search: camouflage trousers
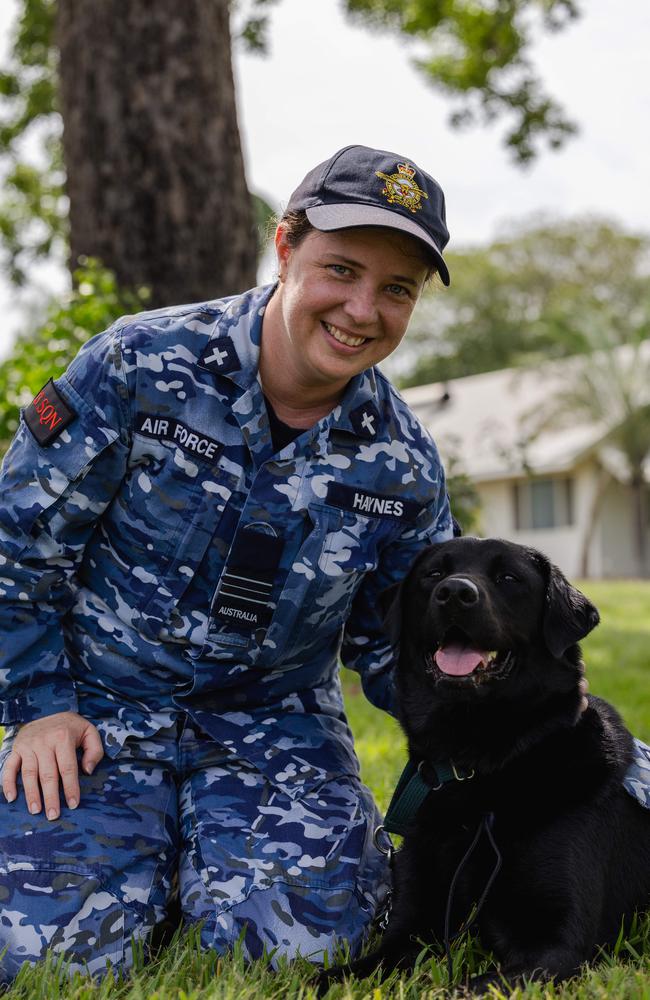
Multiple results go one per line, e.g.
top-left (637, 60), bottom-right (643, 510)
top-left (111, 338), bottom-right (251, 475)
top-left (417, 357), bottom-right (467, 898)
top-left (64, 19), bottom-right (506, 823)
top-left (0, 716), bottom-right (388, 983)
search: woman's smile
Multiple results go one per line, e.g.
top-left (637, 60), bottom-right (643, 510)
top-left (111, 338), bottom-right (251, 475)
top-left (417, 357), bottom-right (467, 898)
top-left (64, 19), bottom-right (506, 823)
top-left (261, 226), bottom-right (429, 405)
top-left (321, 321), bottom-right (369, 350)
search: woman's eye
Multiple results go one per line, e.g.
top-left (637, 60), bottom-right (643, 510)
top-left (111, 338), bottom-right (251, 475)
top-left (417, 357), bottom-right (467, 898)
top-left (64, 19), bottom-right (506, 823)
top-left (386, 283), bottom-right (409, 297)
top-left (328, 263), bottom-right (351, 277)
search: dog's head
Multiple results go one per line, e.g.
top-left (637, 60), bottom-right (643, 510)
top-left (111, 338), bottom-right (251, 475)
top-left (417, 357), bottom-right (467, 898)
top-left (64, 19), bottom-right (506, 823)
top-left (383, 537), bottom-right (599, 707)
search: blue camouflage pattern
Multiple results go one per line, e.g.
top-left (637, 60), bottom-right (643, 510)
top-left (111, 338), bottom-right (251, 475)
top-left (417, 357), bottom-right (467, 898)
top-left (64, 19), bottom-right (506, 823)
top-left (0, 283), bottom-right (452, 978)
top-left (0, 718), bottom-right (387, 982)
top-left (623, 738), bottom-right (650, 809)
top-left (2, 281), bottom-right (648, 981)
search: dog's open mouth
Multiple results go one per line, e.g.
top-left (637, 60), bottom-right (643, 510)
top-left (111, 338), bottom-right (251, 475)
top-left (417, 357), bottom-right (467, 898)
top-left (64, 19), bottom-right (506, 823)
top-left (426, 627), bottom-right (515, 685)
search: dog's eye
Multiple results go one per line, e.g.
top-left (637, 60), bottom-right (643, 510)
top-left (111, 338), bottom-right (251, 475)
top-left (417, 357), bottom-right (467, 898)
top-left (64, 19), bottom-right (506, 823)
top-left (496, 572), bottom-right (519, 584)
top-left (424, 569), bottom-right (443, 580)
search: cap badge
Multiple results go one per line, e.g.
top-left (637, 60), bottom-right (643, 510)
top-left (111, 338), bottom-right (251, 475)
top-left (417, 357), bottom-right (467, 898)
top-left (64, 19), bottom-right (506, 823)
top-left (376, 162), bottom-right (429, 214)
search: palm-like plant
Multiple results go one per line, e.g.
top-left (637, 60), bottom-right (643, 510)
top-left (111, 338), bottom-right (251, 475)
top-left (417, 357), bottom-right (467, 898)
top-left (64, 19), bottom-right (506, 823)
top-left (529, 336), bottom-right (650, 577)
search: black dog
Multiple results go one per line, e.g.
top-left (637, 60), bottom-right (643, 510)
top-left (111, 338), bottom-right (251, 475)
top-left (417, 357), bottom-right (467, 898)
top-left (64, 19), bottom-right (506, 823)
top-left (321, 537), bottom-right (650, 992)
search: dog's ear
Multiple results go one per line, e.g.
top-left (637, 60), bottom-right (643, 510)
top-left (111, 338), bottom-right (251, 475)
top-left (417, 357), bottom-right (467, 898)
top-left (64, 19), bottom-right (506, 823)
top-left (379, 543), bottom-right (443, 646)
top-left (542, 559), bottom-right (600, 658)
top-left (379, 579), bottom-right (406, 646)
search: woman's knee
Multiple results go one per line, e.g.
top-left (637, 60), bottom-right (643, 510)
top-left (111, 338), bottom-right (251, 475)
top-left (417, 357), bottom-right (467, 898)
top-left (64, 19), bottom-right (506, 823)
top-left (197, 880), bottom-right (376, 966)
top-left (0, 865), bottom-right (130, 982)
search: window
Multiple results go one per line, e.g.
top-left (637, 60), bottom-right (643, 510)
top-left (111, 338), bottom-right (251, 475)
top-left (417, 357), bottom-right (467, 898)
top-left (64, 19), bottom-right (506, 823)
top-left (513, 477), bottom-right (574, 531)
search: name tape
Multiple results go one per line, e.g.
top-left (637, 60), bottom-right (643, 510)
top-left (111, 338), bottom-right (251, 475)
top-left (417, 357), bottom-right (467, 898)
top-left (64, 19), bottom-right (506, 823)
top-left (325, 482), bottom-right (421, 521)
top-left (136, 413), bottom-right (222, 462)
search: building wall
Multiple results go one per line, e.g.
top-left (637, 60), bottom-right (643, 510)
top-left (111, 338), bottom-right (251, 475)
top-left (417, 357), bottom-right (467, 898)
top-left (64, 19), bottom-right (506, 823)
top-left (598, 480), bottom-right (650, 578)
top-left (452, 458), bottom-right (647, 579)
top-left (473, 462), bottom-right (604, 579)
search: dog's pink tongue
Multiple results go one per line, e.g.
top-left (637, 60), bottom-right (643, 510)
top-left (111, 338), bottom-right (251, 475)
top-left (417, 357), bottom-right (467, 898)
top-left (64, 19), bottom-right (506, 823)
top-left (435, 644), bottom-right (486, 676)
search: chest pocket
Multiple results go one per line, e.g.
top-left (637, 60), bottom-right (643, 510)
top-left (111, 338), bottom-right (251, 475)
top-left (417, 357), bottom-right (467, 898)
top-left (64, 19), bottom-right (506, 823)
top-left (297, 503), bottom-right (395, 637)
top-left (84, 431), bottom-right (241, 639)
top-left (0, 388), bottom-right (121, 562)
top-left (250, 502), bottom-right (396, 666)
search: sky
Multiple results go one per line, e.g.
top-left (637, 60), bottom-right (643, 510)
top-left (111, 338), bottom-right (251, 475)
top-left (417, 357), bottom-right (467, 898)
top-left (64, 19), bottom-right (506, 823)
top-left (1, 0), bottom-right (649, 353)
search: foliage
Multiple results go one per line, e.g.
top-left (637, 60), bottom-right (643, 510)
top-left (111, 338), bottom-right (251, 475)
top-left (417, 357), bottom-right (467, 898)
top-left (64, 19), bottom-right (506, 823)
top-left (0, 0), bottom-right (275, 291)
top-left (0, 0), bottom-right (584, 292)
top-left (344, 0), bottom-right (581, 164)
top-left (0, 259), bottom-right (148, 450)
top-left (232, 0), bottom-right (284, 52)
top-left (528, 339), bottom-right (650, 576)
top-left (234, 0), bottom-right (582, 164)
top-left (399, 216), bottom-right (650, 387)
top-left (0, 0), bottom-right (65, 285)
top-left (444, 451), bottom-right (482, 535)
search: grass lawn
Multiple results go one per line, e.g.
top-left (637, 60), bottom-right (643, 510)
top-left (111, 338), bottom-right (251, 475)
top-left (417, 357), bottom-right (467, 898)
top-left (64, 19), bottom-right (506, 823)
top-left (2, 579), bottom-right (650, 998)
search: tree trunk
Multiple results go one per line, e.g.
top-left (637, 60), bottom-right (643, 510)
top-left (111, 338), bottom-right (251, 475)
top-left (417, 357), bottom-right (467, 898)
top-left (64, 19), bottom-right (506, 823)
top-left (56, 0), bottom-right (257, 306)
top-left (579, 464), bottom-right (611, 578)
top-left (630, 472), bottom-right (649, 578)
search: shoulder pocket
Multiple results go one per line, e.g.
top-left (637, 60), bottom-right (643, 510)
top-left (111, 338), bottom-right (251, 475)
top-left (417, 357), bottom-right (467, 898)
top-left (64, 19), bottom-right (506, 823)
top-left (0, 380), bottom-right (120, 559)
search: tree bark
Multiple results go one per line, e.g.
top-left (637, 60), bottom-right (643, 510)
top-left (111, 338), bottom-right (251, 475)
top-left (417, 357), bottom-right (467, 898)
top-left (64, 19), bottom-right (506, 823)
top-left (579, 464), bottom-right (611, 578)
top-left (630, 472), bottom-right (649, 578)
top-left (56, 0), bottom-right (257, 306)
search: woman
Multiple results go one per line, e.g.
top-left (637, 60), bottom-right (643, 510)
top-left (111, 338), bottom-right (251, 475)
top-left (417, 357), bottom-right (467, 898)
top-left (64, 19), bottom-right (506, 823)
top-left (1, 143), bottom-right (649, 982)
top-left (0, 145), bottom-right (454, 979)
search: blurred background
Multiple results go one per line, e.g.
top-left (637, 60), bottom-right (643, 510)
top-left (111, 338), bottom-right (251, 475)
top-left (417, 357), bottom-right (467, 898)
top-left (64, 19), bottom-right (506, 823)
top-left (0, 0), bottom-right (648, 576)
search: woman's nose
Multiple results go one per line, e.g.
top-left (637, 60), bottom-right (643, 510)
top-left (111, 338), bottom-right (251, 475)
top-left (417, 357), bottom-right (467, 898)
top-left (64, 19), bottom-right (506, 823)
top-left (343, 286), bottom-right (379, 326)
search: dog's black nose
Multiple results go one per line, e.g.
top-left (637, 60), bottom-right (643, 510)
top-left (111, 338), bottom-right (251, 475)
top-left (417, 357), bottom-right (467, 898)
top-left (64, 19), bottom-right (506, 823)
top-left (434, 576), bottom-right (480, 607)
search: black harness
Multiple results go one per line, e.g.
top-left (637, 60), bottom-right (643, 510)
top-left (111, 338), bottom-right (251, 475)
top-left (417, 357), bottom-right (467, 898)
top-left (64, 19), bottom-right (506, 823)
top-left (373, 758), bottom-right (502, 985)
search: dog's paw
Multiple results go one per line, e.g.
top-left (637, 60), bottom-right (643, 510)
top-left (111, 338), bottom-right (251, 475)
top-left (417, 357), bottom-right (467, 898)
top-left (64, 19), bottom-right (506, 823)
top-left (466, 971), bottom-right (511, 995)
top-left (313, 965), bottom-right (350, 997)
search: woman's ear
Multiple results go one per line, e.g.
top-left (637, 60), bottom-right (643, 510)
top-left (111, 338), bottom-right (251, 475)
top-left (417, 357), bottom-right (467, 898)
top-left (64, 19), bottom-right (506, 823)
top-left (275, 224), bottom-right (291, 283)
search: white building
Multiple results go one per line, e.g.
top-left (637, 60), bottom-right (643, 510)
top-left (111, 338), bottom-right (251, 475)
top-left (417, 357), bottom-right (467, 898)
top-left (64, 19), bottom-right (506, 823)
top-left (403, 347), bottom-right (650, 579)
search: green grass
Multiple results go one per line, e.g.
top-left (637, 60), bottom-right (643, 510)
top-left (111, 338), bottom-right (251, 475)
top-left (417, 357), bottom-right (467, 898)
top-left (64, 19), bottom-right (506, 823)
top-left (1, 579), bottom-right (650, 998)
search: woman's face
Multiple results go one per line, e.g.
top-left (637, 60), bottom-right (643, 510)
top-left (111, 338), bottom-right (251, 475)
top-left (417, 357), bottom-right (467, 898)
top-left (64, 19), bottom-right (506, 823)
top-left (270, 225), bottom-right (429, 394)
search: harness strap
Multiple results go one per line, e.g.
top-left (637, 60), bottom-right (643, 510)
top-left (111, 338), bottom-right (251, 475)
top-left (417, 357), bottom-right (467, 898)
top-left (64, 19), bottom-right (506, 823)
top-left (382, 758), bottom-right (474, 837)
top-left (371, 756), bottom-right (478, 935)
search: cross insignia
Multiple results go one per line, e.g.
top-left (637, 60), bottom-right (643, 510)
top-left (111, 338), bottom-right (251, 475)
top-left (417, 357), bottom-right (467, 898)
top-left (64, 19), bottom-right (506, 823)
top-left (198, 339), bottom-right (241, 376)
top-left (350, 401), bottom-right (381, 440)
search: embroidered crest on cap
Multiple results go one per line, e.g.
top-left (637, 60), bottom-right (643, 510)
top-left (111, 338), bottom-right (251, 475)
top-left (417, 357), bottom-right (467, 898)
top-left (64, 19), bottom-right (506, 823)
top-left (136, 413), bottom-right (222, 462)
top-left (24, 379), bottom-right (76, 446)
top-left (198, 339), bottom-right (241, 376)
top-left (349, 401), bottom-right (380, 439)
top-left (375, 162), bottom-right (429, 215)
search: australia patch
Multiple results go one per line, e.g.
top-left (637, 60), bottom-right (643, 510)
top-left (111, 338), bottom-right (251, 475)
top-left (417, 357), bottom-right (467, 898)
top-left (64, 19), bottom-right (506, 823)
top-left (213, 528), bottom-right (284, 633)
top-left (136, 413), bottom-right (223, 462)
top-left (326, 482), bottom-right (421, 521)
top-left (24, 379), bottom-right (76, 446)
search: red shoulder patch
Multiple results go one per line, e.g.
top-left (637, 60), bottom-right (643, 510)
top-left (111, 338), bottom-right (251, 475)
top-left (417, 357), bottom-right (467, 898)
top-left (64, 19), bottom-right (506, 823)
top-left (24, 379), bottom-right (77, 446)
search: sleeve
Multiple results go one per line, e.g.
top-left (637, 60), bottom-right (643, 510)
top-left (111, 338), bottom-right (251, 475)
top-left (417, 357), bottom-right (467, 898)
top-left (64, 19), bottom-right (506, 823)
top-left (339, 474), bottom-right (453, 717)
top-left (0, 326), bottom-right (131, 725)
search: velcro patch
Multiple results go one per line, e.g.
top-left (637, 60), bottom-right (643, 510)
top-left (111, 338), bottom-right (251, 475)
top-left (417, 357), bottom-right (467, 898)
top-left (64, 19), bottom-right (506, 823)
top-left (214, 529), bottom-right (284, 633)
top-left (349, 400), bottom-right (381, 439)
top-left (198, 339), bottom-right (241, 376)
top-left (24, 379), bottom-right (76, 446)
top-left (136, 413), bottom-right (222, 462)
top-left (326, 482), bottom-right (421, 521)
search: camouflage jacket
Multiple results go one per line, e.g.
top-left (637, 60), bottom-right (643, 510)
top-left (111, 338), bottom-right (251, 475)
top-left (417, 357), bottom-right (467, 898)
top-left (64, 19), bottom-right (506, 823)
top-left (0, 284), bottom-right (452, 789)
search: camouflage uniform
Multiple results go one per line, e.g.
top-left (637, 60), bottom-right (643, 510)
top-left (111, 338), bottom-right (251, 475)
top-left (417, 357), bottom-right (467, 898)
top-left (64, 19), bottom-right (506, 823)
top-left (0, 283), bottom-right (454, 980)
top-left (2, 283), bottom-right (648, 982)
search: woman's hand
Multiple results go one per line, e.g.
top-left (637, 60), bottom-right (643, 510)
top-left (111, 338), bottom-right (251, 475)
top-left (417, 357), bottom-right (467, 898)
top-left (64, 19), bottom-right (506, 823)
top-left (1, 711), bottom-right (104, 819)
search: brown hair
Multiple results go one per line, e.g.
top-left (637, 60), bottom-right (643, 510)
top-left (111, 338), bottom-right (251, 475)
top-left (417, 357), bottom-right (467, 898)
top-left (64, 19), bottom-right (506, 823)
top-left (275, 208), bottom-right (440, 283)
top-left (275, 209), bottom-right (315, 248)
